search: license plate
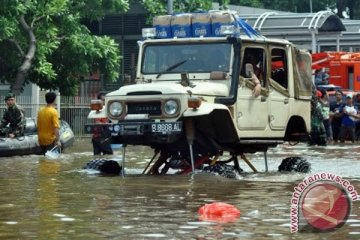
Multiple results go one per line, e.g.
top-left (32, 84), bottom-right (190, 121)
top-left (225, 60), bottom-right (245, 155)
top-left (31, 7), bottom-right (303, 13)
top-left (151, 122), bottom-right (182, 133)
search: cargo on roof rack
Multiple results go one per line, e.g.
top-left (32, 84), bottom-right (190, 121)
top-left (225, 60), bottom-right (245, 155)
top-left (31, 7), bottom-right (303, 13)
top-left (152, 11), bottom-right (262, 39)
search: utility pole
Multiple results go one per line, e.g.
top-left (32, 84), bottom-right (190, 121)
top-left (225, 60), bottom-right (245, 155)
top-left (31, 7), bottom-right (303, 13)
top-left (167, 0), bottom-right (173, 14)
top-left (310, 0), bottom-right (313, 13)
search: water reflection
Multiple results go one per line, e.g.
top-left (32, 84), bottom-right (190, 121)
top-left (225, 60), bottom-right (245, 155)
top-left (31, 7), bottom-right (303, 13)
top-left (38, 159), bottom-right (61, 239)
top-left (0, 140), bottom-right (359, 239)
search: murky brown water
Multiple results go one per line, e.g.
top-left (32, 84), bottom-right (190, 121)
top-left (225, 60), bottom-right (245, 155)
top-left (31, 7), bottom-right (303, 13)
top-left (0, 139), bottom-right (360, 239)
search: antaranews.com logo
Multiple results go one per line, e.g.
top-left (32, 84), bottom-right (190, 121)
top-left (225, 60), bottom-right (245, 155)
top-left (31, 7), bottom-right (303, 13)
top-left (290, 172), bottom-right (359, 233)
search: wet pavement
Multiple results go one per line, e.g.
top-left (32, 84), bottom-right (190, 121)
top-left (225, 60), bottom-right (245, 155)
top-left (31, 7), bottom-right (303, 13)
top-left (0, 139), bottom-right (359, 239)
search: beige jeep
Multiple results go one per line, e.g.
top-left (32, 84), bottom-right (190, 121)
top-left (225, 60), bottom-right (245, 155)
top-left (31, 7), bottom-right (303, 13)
top-left (86, 13), bottom-right (313, 175)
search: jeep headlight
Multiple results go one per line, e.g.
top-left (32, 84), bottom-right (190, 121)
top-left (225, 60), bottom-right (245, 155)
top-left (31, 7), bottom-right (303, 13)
top-left (109, 101), bottom-right (123, 117)
top-left (164, 100), bottom-right (178, 116)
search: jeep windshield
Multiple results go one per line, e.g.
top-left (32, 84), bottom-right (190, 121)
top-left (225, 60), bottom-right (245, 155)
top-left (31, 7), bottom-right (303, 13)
top-left (141, 42), bottom-right (231, 76)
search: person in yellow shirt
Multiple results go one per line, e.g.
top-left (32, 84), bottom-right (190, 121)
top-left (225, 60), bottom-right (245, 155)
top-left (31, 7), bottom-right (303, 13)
top-left (37, 92), bottom-right (61, 155)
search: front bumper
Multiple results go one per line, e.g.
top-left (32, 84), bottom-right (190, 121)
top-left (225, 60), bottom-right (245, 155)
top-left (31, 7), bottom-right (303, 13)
top-left (85, 120), bottom-right (183, 145)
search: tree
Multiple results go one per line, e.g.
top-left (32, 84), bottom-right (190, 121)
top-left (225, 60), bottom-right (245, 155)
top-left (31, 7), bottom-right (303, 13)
top-left (0, 0), bottom-right (129, 95)
top-left (231, 0), bottom-right (336, 13)
top-left (140, 0), bottom-right (230, 20)
top-left (230, 0), bottom-right (262, 8)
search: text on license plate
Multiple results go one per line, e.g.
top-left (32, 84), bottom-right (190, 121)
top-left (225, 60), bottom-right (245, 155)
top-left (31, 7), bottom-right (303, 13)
top-left (151, 122), bottom-right (182, 133)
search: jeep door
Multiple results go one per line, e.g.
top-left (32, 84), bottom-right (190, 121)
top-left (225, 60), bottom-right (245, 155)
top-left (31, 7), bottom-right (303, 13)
top-left (236, 46), bottom-right (268, 132)
top-left (268, 46), bottom-right (290, 130)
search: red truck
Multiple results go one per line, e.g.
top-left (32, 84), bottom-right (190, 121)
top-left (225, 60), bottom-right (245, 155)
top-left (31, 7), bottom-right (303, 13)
top-left (312, 51), bottom-right (360, 91)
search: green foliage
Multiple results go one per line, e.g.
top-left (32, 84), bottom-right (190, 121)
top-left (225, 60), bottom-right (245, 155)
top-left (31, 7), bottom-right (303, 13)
top-left (142, 0), bottom-right (167, 20)
top-left (262, 0), bottom-right (337, 13)
top-left (229, 0), bottom-right (262, 8)
top-left (0, 0), bottom-right (129, 95)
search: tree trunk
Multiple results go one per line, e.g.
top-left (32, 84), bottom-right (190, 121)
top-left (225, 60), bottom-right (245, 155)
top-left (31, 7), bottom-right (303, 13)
top-left (12, 16), bottom-right (36, 94)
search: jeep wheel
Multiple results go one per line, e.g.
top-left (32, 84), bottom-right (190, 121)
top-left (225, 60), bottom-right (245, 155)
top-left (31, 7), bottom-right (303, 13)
top-left (202, 163), bottom-right (238, 179)
top-left (278, 157), bottom-right (310, 173)
top-left (83, 159), bottom-right (122, 175)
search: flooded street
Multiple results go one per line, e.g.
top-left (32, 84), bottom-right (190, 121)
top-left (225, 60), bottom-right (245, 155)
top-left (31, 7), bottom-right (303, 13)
top-left (1, 139), bottom-right (360, 239)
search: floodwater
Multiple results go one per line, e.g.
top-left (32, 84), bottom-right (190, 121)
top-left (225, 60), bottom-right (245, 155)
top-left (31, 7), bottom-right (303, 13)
top-left (0, 139), bottom-right (360, 240)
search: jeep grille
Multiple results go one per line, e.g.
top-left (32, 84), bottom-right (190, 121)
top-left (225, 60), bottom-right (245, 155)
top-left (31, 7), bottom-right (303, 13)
top-left (127, 101), bottom-right (162, 115)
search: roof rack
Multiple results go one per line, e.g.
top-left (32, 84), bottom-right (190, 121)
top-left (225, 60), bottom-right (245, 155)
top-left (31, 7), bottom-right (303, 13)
top-left (151, 11), bottom-right (264, 39)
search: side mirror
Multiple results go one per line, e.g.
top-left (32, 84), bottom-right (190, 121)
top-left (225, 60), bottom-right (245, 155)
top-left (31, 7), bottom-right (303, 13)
top-left (245, 63), bottom-right (254, 78)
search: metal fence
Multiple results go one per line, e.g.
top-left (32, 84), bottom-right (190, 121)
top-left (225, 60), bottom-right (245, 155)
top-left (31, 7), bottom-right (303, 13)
top-left (0, 95), bottom-right (93, 137)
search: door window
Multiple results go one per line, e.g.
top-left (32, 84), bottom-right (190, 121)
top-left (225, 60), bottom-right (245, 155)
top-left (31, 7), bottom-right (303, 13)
top-left (241, 47), bottom-right (266, 87)
top-left (271, 48), bottom-right (288, 89)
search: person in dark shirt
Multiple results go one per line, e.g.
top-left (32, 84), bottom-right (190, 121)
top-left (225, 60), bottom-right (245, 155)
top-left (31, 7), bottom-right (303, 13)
top-left (339, 94), bottom-right (359, 143)
top-left (329, 90), bottom-right (344, 143)
top-left (354, 93), bottom-right (360, 140)
top-left (0, 92), bottom-right (25, 138)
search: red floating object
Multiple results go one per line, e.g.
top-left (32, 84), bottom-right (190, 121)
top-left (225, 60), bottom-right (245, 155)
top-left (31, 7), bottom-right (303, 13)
top-left (198, 202), bottom-right (241, 223)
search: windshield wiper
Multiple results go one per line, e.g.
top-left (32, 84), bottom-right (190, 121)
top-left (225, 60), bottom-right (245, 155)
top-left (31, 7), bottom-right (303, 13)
top-left (156, 60), bottom-right (187, 79)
